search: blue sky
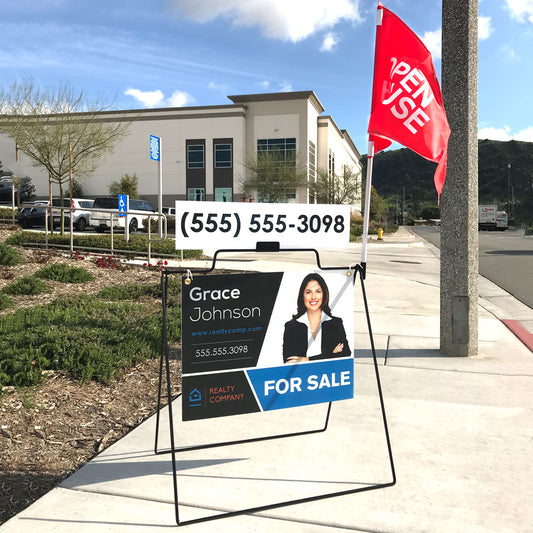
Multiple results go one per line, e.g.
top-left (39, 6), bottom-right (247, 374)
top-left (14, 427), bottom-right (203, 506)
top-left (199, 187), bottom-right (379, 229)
top-left (0, 0), bottom-right (532, 153)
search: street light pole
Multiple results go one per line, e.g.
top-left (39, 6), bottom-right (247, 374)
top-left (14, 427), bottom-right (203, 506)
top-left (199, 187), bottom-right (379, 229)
top-left (507, 161), bottom-right (512, 222)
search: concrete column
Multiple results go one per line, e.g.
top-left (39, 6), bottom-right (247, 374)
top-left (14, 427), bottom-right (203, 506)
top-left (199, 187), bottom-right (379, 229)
top-left (440, 0), bottom-right (479, 356)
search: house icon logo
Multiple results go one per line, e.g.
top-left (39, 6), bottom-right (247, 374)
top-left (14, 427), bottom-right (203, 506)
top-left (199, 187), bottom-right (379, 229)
top-left (188, 388), bottom-right (202, 407)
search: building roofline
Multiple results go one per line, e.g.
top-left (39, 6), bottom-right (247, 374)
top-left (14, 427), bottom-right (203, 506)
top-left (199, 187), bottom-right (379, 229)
top-left (319, 115), bottom-right (361, 161)
top-left (84, 103), bottom-right (246, 118)
top-left (228, 91), bottom-right (325, 114)
top-left (0, 103), bottom-right (246, 121)
top-left (341, 129), bottom-right (361, 160)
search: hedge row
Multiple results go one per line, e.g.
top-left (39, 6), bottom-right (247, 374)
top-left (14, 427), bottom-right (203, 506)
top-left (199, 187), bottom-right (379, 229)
top-left (5, 231), bottom-right (203, 259)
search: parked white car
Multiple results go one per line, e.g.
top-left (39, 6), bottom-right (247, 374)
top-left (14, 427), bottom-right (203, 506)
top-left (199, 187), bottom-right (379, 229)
top-left (89, 197), bottom-right (155, 233)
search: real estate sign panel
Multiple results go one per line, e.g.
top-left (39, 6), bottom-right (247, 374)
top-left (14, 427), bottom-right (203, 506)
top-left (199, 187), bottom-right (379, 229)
top-left (181, 271), bottom-right (354, 421)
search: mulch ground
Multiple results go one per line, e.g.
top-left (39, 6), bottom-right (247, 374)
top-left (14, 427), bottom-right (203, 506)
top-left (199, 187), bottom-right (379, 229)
top-left (0, 226), bottom-right (181, 525)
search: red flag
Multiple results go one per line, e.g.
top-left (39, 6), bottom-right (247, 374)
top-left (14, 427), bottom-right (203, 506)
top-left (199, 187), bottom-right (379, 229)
top-left (368, 3), bottom-right (450, 199)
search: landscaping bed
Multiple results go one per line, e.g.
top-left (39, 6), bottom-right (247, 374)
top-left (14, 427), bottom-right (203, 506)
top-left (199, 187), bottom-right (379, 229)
top-left (0, 227), bottom-right (182, 525)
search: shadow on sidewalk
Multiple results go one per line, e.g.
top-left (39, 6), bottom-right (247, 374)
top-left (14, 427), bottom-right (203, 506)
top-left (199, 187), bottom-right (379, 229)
top-left (0, 472), bottom-right (64, 526)
top-left (355, 348), bottom-right (443, 362)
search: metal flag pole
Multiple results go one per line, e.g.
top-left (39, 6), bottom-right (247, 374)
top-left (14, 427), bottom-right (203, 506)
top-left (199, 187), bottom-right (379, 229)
top-left (360, 139), bottom-right (375, 278)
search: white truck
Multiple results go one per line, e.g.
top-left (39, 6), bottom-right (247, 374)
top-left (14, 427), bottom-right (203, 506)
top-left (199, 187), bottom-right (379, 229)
top-left (479, 205), bottom-right (497, 231)
top-left (478, 205), bottom-right (508, 231)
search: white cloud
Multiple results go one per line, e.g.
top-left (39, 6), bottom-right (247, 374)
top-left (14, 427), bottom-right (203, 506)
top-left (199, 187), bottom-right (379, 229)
top-left (168, 0), bottom-right (362, 42)
top-left (167, 90), bottom-right (195, 107)
top-left (478, 126), bottom-right (512, 141)
top-left (124, 88), bottom-right (195, 108)
top-left (321, 31), bottom-right (339, 52)
top-left (506, 0), bottom-right (533, 23)
top-left (478, 16), bottom-right (493, 40)
top-left (478, 125), bottom-right (533, 141)
top-left (422, 29), bottom-right (441, 60)
top-left (124, 88), bottom-right (164, 107)
top-left (254, 81), bottom-right (292, 92)
top-left (515, 127), bottom-right (533, 142)
top-left (208, 81), bottom-right (229, 91)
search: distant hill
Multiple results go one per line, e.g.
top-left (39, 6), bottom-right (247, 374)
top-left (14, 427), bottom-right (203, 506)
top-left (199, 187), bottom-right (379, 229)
top-left (362, 140), bottom-right (533, 223)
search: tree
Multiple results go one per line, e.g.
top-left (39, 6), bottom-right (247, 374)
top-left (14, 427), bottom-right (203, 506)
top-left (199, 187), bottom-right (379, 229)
top-left (11, 175), bottom-right (36, 204)
top-left (361, 186), bottom-right (387, 222)
top-left (309, 164), bottom-right (361, 205)
top-left (72, 179), bottom-right (84, 197)
top-left (420, 205), bottom-right (440, 220)
top-left (241, 150), bottom-right (308, 203)
top-left (0, 79), bottom-right (131, 232)
top-left (108, 173), bottom-right (140, 199)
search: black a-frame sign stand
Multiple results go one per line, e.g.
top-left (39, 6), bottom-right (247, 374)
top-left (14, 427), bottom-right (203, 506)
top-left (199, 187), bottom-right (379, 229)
top-left (154, 246), bottom-right (396, 526)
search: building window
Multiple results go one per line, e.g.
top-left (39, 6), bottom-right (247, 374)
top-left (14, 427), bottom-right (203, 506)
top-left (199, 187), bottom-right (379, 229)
top-left (284, 191), bottom-right (297, 203)
top-left (309, 140), bottom-right (316, 182)
top-left (215, 187), bottom-right (232, 202)
top-left (187, 145), bottom-right (204, 169)
top-left (328, 149), bottom-right (335, 177)
top-left (188, 188), bottom-right (205, 201)
top-left (214, 143), bottom-right (232, 168)
top-left (257, 138), bottom-right (296, 161)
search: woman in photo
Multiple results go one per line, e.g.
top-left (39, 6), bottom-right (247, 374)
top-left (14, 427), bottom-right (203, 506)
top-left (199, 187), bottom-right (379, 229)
top-left (283, 273), bottom-right (351, 363)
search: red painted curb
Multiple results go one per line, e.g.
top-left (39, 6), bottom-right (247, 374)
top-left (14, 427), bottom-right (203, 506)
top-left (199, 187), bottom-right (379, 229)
top-left (501, 320), bottom-right (533, 352)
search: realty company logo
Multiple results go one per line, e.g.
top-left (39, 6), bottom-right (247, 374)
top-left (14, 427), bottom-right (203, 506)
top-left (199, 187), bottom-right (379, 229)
top-left (188, 388), bottom-right (202, 408)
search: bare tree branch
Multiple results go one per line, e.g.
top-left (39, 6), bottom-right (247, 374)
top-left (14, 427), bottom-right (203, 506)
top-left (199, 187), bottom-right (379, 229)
top-left (309, 164), bottom-right (361, 205)
top-left (0, 79), bottom-right (131, 189)
top-left (241, 151), bottom-right (309, 203)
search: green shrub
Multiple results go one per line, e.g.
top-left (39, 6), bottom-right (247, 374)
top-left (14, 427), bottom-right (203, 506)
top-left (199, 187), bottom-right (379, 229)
top-left (165, 306), bottom-right (181, 343)
top-left (35, 263), bottom-right (94, 283)
top-left (0, 294), bottom-right (172, 387)
top-left (147, 216), bottom-right (176, 234)
top-left (0, 243), bottom-right (25, 266)
top-left (349, 217), bottom-right (398, 240)
top-left (4, 232), bottom-right (24, 246)
top-left (97, 282), bottom-right (160, 300)
top-left (6, 231), bottom-right (203, 259)
top-left (166, 275), bottom-right (181, 307)
top-left (108, 173), bottom-right (140, 199)
top-left (0, 293), bottom-right (14, 311)
top-left (0, 348), bottom-right (49, 387)
top-left (2, 276), bottom-right (49, 295)
top-left (0, 207), bottom-right (15, 219)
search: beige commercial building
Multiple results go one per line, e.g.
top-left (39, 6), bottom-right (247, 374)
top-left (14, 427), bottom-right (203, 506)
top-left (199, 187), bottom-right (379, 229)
top-left (0, 91), bottom-right (362, 210)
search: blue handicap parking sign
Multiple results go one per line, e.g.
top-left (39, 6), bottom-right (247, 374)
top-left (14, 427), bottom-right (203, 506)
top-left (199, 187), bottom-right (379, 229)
top-left (118, 194), bottom-right (127, 217)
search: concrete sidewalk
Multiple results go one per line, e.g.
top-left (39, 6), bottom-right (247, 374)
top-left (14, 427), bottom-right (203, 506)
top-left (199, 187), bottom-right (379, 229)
top-left (2, 229), bottom-right (532, 532)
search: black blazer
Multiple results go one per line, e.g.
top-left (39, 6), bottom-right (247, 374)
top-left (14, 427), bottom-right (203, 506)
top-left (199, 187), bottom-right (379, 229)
top-left (283, 316), bottom-right (351, 362)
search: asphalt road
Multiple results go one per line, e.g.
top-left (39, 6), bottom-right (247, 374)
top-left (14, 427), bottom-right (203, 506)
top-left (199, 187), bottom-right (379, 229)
top-left (411, 226), bottom-right (533, 310)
